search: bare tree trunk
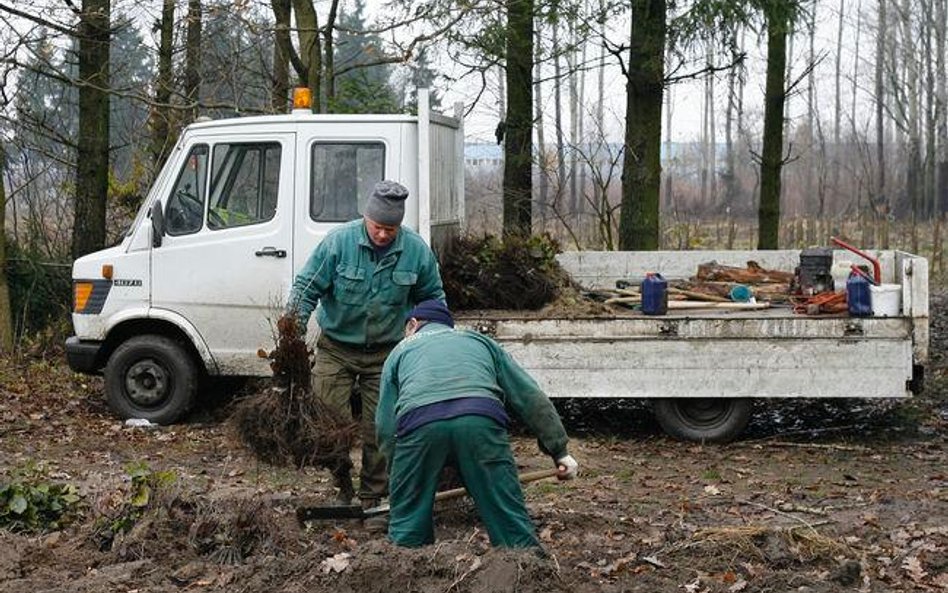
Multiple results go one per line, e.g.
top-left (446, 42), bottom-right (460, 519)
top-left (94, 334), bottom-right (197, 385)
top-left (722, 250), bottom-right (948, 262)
top-left (185, 0), bottom-right (202, 123)
top-left (923, 0), bottom-right (936, 220)
top-left (577, 2), bottom-right (588, 215)
top-left (595, 0), bottom-right (607, 221)
top-left (708, 47), bottom-right (717, 208)
top-left (293, 0), bottom-right (322, 112)
top-left (150, 0), bottom-right (174, 167)
top-left (758, 3), bottom-right (790, 249)
top-left (568, 14), bottom-right (579, 213)
top-left (806, 3), bottom-right (816, 218)
top-left (700, 59), bottom-right (709, 207)
top-left (833, 0), bottom-right (844, 212)
top-left (552, 13), bottom-right (567, 213)
top-left (72, 0), bottom-right (110, 259)
top-left (502, 0), bottom-right (534, 236)
top-left (271, 0), bottom-right (291, 112)
top-left (723, 28), bottom-right (738, 212)
top-left (535, 27), bottom-right (549, 219)
top-left (619, 0), bottom-right (665, 250)
top-left (900, 0), bottom-right (921, 251)
top-left (322, 0), bottom-right (340, 109)
top-left (875, 0), bottom-right (888, 246)
top-left (937, 0), bottom-right (948, 216)
top-left (664, 71), bottom-right (674, 213)
top-left (0, 143), bottom-right (12, 351)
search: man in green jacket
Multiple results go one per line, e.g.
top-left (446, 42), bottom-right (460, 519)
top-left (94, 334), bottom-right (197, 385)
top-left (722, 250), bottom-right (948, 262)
top-left (288, 180), bottom-right (445, 510)
top-left (377, 300), bottom-right (578, 548)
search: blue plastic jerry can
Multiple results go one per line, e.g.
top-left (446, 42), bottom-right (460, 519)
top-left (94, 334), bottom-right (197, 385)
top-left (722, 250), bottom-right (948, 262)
top-left (641, 272), bottom-right (668, 315)
top-left (846, 272), bottom-right (873, 317)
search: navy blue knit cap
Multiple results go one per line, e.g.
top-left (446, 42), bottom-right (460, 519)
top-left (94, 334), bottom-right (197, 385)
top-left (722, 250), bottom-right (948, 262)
top-left (406, 299), bottom-right (454, 328)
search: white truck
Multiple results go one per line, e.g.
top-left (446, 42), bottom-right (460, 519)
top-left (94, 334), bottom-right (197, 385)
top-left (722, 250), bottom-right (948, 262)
top-left (66, 90), bottom-right (929, 442)
top-left (66, 89), bottom-right (464, 423)
top-left (462, 249), bottom-right (928, 442)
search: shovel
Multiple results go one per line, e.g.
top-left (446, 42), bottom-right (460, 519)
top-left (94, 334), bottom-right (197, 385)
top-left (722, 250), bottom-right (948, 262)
top-left (296, 467), bottom-right (560, 523)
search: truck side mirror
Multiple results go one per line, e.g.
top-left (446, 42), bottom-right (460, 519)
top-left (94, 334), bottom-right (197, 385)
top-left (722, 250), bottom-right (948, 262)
top-left (150, 201), bottom-right (164, 248)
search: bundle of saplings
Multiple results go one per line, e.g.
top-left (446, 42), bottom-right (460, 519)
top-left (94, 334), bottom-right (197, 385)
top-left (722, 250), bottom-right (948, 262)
top-left (440, 233), bottom-right (572, 310)
top-left (230, 314), bottom-right (356, 473)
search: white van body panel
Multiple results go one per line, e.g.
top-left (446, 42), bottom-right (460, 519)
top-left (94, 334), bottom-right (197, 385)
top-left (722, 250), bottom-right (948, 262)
top-left (69, 94), bottom-right (465, 381)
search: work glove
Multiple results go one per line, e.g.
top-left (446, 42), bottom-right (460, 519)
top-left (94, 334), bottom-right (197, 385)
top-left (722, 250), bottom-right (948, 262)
top-left (555, 455), bottom-right (578, 480)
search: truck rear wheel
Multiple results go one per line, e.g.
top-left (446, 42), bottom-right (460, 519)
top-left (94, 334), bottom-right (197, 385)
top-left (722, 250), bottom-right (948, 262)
top-left (653, 398), bottom-right (752, 443)
top-left (105, 335), bottom-right (198, 425)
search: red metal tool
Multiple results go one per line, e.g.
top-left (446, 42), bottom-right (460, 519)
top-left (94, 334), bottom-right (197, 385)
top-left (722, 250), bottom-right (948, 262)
top-left (831, 236), bottom-right (881, 284)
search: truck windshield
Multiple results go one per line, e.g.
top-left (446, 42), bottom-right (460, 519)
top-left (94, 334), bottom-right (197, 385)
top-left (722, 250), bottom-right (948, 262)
top-left (310, 142), bottom-right (384, 222)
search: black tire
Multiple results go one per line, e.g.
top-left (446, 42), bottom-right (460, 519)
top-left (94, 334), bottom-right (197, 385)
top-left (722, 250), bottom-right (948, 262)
top-left (652, 398), bottom-right (752, 443)
top-left (104, 335), bottom-right (199, 425)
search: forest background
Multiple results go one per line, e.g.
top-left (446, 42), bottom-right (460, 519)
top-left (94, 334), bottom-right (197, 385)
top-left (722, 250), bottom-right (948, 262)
top-left (0, 0), bottom-right (945, 349)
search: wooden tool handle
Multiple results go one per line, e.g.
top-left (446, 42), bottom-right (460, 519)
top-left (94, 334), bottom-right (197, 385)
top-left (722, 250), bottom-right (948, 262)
top-left (432, 467), bottom-right (560, 503)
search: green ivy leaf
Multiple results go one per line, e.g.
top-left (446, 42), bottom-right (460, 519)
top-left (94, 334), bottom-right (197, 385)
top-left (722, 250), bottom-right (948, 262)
top-left (10, 494), bottom-right (28, 515)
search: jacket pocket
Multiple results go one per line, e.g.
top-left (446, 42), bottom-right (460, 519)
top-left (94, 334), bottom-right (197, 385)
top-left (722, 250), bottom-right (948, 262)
top-left (386, 270), bottom-right (419, 304)
top-left (333, 264), bottom-right (366, 305)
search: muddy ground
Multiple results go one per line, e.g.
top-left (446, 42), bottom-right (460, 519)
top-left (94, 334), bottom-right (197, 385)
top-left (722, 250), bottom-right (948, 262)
top-left (1, 298), bottom-right (946, 593)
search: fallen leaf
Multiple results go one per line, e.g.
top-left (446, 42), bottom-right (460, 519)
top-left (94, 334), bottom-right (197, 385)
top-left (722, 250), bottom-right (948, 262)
top-left (728, 579), bottom-right (748, 592)
top-left (903, 556), bottom-right (927, 582)
top-left (321, 552), bottom-right (351, 574)
top-left (704, 484), bottom-right (721, 496)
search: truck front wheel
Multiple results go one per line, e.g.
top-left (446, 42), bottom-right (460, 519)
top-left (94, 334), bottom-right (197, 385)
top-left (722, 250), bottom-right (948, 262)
top-left (105, 335), bottom-right (198, 424)
top-left (653, 398), bottom-right (752, 443)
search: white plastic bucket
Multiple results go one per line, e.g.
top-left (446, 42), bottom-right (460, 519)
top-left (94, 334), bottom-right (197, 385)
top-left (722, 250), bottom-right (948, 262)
top-left (870, 283), bottom-right (902, 317)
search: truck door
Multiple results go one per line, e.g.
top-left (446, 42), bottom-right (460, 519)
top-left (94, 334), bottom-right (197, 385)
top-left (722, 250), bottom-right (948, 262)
top-left (152, 132), bottom-right (296, 375)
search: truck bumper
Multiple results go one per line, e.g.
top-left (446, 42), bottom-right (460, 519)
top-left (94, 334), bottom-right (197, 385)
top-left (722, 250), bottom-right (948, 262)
top-left (65, 336), bottom-right (104, 374)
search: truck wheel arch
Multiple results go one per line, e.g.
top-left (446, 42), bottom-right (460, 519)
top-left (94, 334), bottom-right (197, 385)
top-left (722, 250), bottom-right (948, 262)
top-left (652, 398), bottom-right (753, 443)
top-left (101, 316), bottom-right (216, 375)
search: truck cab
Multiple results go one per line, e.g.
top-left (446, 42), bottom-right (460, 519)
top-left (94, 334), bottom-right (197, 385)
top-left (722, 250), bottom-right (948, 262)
top-left (66, 90), bottom-right (463, 424)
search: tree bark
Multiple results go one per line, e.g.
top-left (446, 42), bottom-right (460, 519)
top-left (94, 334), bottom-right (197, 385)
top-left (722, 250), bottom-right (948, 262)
top-left (937, 0), bottom-right (948, 215)
top-left (618, 0), bottom-right (665, 250)
top-left (535, 27), bottom-right (549, 218)
top-left (150, 0), bottom-right (174, 167)
top-left (293, 0), bottom-right (322, 112)
top-left (271, 0), bottom-right (291, 112)
top-left (0, 143), bottom-right (12, 352)
top-left (875, 0), bottom-right (887, 240)
top-left (723, 28), bottom-right (738, 211)
top-left (322, 0), bottom-right (340, 109)
top-left (185, 0), bottom-right (202, 123)
top-left (552, 9), bottom-right (567, 213)
top-left (72, 0), bottom-right (110, 259)
top-left (502, 0), bottom-right (534, 237)
top-left (757, 4), bottom-right (790, 250)
top-left (833, 0), bottom-right (844, 210)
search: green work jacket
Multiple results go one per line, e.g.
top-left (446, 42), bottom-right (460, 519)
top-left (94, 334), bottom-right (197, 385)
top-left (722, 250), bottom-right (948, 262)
top-left (288, 220), bottom-right (445, 347)
top-left (376, 323), bottom-right (569, 463)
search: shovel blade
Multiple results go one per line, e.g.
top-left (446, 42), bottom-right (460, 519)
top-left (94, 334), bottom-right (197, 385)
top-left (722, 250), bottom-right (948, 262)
top-left (296, 502), bottom-right (390, 523)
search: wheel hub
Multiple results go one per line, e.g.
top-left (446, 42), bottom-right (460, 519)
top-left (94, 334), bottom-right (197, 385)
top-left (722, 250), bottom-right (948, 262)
top-left (125, 359), bottom-right (169, 407)
top-left (680, 400), bottom-right (729, 426)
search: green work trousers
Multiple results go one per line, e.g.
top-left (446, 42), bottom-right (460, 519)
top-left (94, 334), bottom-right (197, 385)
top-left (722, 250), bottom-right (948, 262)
top-left (388, 414), bottom-right (540, 548)
top-left (314, 334), bottom-right (391, 501)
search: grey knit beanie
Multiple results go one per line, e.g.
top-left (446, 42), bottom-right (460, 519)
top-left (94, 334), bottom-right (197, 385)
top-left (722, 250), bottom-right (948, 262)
top-left (364, 180), bottom-right (409, 225)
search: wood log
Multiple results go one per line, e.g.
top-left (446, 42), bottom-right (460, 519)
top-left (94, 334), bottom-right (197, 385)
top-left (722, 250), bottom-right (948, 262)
top-left (695, 261), bottom-right (795, 284)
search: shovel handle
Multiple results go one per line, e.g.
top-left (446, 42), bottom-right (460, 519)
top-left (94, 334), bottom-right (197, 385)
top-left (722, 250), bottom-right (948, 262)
top-left (432, 467), bottom-right (561, 504)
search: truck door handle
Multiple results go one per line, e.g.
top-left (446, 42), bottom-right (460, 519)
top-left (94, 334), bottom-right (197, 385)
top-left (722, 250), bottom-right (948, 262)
top-left (255, 247), bottom-right (287, 258)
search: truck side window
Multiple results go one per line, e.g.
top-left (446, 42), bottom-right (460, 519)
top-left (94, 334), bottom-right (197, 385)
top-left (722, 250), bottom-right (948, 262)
top-left (310, 143), bottom-right (385, 222)
top-left (208, 143), bottom-right (282, 230)
top-left (165, 144), bottom-right (209, 236)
